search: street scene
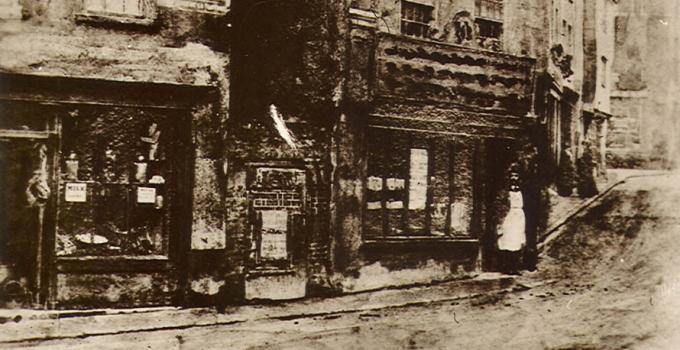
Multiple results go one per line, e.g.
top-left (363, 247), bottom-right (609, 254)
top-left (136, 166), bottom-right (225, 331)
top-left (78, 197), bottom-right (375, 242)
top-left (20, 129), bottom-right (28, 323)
top-left (1, 0), bottom-right (680, 349)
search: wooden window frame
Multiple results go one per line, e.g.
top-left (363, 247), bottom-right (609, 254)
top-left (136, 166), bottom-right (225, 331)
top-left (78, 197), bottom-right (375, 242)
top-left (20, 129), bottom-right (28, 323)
top-left (76, 0), bottom-right (157, 26)
top-left (400, 1), bottom-right (434, 39)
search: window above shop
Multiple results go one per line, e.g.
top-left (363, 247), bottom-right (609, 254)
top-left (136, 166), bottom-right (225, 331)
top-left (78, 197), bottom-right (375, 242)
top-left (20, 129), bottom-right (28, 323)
top-left (475, 0), bottom-right (503, 20)
top-left (474, 0), bottom-right (503, 51)
top-left (400, 1), bottom-right (434, 39)
top-left (76, 0), bottom-right (157, 25)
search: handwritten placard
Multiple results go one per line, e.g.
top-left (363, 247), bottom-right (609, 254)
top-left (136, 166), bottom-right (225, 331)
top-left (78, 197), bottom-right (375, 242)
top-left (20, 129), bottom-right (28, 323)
top-left (367, 176), bottom-right (383, 191)
top-left (408, 148), bottom-right (428, 210)
top-left (65, 183), bottom-right (87, 202)
top-left (386, 200), bottom-right (404, 209)
top-left (137, 186), bottom-right (156, 204)
top-left (366, 201), bottom-right (382, 210)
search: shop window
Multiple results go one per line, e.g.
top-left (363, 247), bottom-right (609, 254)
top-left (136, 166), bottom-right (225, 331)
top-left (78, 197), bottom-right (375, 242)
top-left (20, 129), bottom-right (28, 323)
top-left (401, 1), bottom-right (434, 39)
top-left (77, 0), bottom-right (157, 24)
top-left (364, 129), bottom-right (473, 239)
top-left (474, 0), bottom-right (503, 51)
top-left (56, 108), bottom-right (187, 257)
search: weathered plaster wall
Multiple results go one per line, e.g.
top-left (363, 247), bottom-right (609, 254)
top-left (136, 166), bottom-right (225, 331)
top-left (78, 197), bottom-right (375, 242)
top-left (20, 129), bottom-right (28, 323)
top-left (610, 0), bottom-right (680, 166)
top-left (503, 0), bottom-right (549, 68)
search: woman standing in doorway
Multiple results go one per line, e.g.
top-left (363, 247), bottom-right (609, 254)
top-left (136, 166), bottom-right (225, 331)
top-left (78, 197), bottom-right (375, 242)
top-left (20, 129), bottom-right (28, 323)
top-left (497, 163), bottom-right (526, 275)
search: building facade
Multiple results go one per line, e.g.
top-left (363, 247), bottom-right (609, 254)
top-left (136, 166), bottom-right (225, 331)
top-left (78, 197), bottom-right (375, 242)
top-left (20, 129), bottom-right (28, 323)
top-left (505, 0), bottom-right (585, 190)
top-left (2, 0), bottom-right (541, 309)
top-left (227, 0), bottom-right (536, 300)
top-left (582, 0), bottom-right (618, 175)
top-left (609, 0), bottom-right (680, 169)
top-left (0, 0), bottom-right (230, 308)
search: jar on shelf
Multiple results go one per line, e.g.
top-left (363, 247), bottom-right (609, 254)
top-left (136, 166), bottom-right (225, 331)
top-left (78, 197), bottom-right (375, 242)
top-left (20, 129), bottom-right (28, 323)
top-left (134, 156), bottom-right (148, 183)
top-left (65, 152), bottom-right (78, 180)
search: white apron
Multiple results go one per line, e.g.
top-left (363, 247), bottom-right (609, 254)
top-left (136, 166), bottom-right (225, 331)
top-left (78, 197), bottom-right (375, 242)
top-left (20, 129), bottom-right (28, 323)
top-left (497, 191), bottom-right (526, 251)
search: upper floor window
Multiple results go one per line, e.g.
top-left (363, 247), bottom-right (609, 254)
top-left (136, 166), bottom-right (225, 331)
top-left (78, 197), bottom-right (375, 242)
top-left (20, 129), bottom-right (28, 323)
top-left (553, 5), bottom-right (559, 40)
top-left (77, 0), bottom-right (156, 24)
top-left (475, 0), bottom-right (503, 20)
top-left (475, 0), bottom-right (503, 50)
top-left (568, 24), bottom-right (573, 48)
top-left (401, 1), bottom-right (434, 39)
top-left (601, 56), bottom-right (608, 88)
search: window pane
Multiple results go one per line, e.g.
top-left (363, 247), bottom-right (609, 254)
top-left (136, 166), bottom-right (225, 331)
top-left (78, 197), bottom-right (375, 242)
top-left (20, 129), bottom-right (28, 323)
top-left (123, 0), bottom-right (143, 16)
top-left (83, 0), bottom-right (105, 12)
top-left (400, 1), bottom-right (433, 38)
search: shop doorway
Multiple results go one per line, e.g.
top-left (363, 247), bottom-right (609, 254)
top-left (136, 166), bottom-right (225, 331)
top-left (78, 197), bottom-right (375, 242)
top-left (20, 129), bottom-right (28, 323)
top-left (483, 138), bottom-right (514, 271)
top-left (0, 138), bottom-right (53, 307)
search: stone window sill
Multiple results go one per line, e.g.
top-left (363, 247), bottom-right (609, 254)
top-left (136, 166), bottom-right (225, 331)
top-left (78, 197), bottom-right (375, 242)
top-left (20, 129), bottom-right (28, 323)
top-left (247, 267), bottom-right (296, 277)
top-left (363, 236), bottom-right (478, 244)
top-left (74, 12), bottom-right (156, 26)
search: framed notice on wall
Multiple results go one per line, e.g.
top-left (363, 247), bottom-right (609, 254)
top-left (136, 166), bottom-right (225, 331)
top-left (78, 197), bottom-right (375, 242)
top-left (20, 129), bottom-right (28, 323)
top-left (259, 209), bottom-right (288, 260)
top-left (64, 183), bottom-right (87, 202)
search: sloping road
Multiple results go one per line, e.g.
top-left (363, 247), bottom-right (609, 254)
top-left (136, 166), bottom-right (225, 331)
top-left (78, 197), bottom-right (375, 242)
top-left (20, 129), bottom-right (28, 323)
top-left (12, 174), bottom-right (680, 350)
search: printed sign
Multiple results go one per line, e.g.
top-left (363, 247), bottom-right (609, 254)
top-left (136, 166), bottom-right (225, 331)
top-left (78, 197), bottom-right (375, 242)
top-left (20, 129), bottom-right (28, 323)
top-left (450, 202), bottom-right (470, 234)
top-left (367, 176), bottom-right (383, 191)
top-left (253, 167), bottom-right (304, 189)
top-left (65, 183), bottom-right (87, 202)
top-left (137, 186), bottom-right (156, 204)
top-left (260, 232), bottom-right (288, 260)
top-left (386, 200), bottom-right (404, 209)
top-left (408, 149), bottom-right (429, 210)
top-left (261, 210), bottom-right (288, 232)
top-left (385, 178), bottom-right (405, 191)
top-left (366, 201), bottom-right (382, 210)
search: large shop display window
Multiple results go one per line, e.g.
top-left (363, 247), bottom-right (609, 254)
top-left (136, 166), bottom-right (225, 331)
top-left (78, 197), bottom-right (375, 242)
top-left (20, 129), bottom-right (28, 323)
top-left (364, 129), bottom-right (474, 239)
top-left (56, 108), bottom-right (183, 257)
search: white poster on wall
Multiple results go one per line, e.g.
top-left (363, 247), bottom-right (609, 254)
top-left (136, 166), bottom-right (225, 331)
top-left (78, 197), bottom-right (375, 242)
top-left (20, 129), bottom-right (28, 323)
top-left (261, 210), bottom-right (288, 232)
top-left (408, 148), bottom-right (429, 210)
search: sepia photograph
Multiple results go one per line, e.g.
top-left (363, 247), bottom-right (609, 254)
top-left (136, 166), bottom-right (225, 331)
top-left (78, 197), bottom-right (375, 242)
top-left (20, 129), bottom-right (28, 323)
top-left (0, 0), bottom-right (679, 348)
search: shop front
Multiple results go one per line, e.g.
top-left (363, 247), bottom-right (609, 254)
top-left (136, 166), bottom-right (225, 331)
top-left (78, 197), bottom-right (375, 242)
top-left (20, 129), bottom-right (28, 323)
top-left (0, 73), bottom-right (214, 308)
top-left (332, 30), bottom-right (537, 289)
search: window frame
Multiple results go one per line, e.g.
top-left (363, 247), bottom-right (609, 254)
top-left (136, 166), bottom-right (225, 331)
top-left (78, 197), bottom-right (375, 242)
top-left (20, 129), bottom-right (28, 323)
top-left (474, 0), bottom-right (504, 50)
top-left (474, 0), bottom-right (503, 22)
top-left (76, 0), bottom-right (157, 26)
top-left (400, 1), bottom-right (435, 39)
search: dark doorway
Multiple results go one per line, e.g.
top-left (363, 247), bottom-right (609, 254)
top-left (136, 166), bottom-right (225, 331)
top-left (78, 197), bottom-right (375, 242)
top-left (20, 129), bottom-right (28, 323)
top-left (0, 139), bottom-right (52, 307)
top-left (483, 138), bottom-right (514, 271)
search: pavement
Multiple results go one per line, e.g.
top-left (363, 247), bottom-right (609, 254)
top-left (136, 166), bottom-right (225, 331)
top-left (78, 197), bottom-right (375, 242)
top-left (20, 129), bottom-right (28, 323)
top-left (0, 273), bottom-right (522, 345)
